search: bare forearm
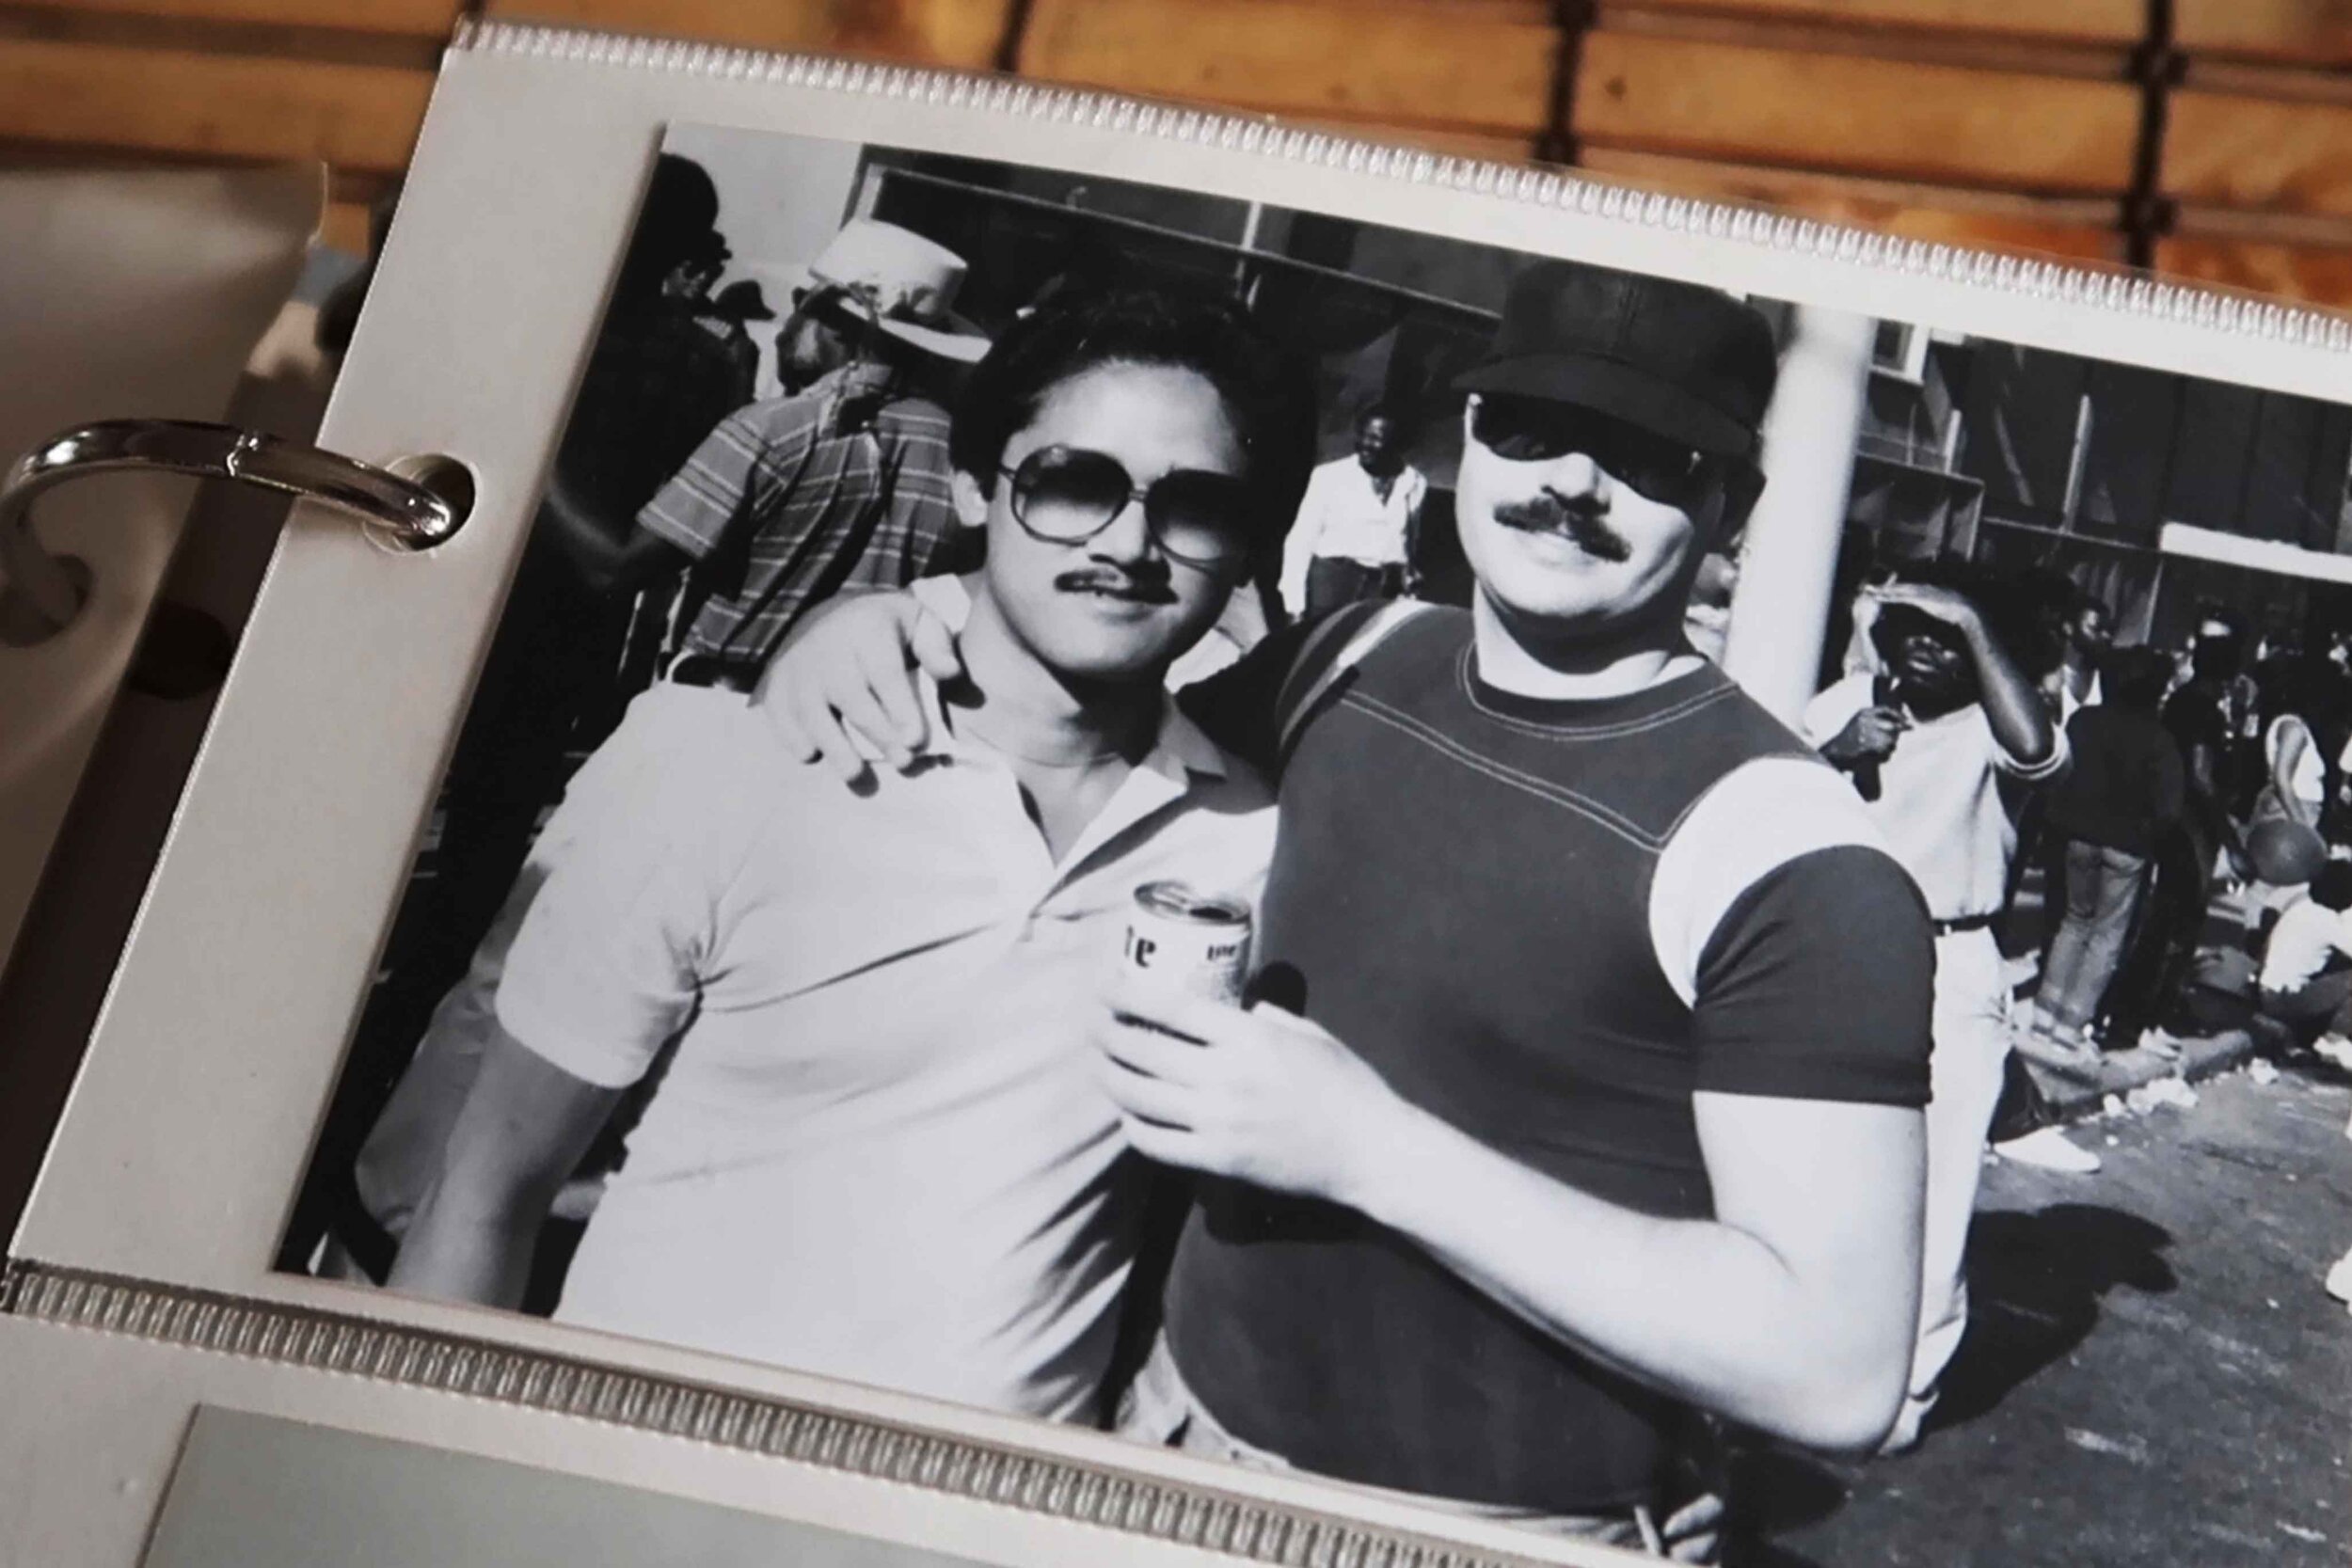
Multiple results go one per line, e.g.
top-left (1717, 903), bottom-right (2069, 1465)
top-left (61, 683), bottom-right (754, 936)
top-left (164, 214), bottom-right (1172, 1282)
top-left (384, 1034), bottom-right (624, 1310)
top-left (1344, 1101), bottom-right (1911, 1450)
top-left (387, 1180), bottom-right (551, 1310)
top-left (540, 477), bottom-right (686, 596)
top-left (1963, 622), bottom-right (2057, 767)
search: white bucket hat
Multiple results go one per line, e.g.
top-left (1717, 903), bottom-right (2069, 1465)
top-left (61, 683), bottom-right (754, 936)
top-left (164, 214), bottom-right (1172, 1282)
top-left (794, 219), bottom-right (991, 363)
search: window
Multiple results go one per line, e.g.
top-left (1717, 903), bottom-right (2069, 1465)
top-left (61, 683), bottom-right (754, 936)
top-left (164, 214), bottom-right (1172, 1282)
top-left (1871, 319), bottom-right (1931, 385)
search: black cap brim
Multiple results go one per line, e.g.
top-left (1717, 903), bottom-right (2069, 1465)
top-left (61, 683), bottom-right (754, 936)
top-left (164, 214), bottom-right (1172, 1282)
top-left (1454, 354), bottom-right (1757, 458)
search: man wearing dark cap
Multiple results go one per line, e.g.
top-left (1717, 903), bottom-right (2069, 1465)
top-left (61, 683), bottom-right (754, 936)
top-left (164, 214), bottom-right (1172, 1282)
top-left (759, 263), bottom-right (1936, 1555)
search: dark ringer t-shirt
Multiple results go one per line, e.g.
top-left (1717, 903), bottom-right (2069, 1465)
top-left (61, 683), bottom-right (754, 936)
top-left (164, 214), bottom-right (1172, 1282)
top-left (1165, 605), bottom-right (1935, 1514)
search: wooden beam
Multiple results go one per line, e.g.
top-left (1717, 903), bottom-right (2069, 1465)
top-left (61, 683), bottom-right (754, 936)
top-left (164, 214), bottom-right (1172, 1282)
top-left (0, 38), bottom-right (430, 171)
top-left (2179, 60), bottom-right (2352, 107)
top-left (2164, 90), bottom-right (2352, 217)
top-left (1604, 0), bottom-right (2148, 46)
top-left (2174, 0), bottom-right (2352, 67)
top-left (1016, 0), bottom-right (1559, 135)
top-left (1572, 29), bottom-right (2142, 192)
top-left (1591, 4), bottom-right (2131, 79)
top-left (480, 0), bottom-right (1015, 69)
top-left (1579, 148), bottom-right (2129, 260)
top-left (8, 0), bottom-right (460, 37)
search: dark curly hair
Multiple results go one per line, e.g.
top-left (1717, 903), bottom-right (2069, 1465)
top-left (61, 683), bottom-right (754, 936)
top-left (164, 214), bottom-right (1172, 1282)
top-left (948, 291), bottom-right (1318, 555)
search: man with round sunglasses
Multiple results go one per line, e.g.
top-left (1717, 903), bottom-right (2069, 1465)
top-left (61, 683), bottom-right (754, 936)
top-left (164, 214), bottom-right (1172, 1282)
top-left (385, 292), bottom-right (1308, 1422)
top-left (763, 263), bottom-right (1934, 1557)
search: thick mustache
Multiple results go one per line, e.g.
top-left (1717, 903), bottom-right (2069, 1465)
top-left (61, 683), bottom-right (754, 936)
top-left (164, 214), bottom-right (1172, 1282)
top-left (1056, 568), bottom-right (1177, 603)
top-left (1493, 496), bottom-right (1632, 562)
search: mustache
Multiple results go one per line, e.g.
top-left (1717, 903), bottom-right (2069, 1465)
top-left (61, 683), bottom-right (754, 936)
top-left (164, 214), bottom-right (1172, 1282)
top-left (1492, 495), bottom-right (1632, 562)
top-left (1055, 566), bottom-right (1178, 603)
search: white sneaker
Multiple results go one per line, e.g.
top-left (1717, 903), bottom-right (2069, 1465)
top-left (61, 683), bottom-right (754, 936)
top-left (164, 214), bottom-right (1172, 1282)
top-left (2313, 1034), bottom-right (2352, 1070)
top-left (1993, 1127), bottom-right (2103, 1174)
top-left (2325, 1247), bottom-right (2352, 1306)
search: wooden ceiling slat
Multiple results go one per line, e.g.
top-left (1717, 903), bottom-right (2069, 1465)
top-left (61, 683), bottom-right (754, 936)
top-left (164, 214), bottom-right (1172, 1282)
top-left (1016, 0), bottom-right (1559, 135)
top-left (2173, 1), bottom-right (2352, 68)
top-left (1573, 30), bottom-right (2143, 193)
top-left (0, 38), bottom-right (430, 172)
top-left (8, 0), bottom-right (460, 38)
top-left (2164, 90), bottom-right (2352, 219)
top-left (1605, 0), bottom-right (2147, 46)
top-left (478, 0), bottom-right (1014, 70)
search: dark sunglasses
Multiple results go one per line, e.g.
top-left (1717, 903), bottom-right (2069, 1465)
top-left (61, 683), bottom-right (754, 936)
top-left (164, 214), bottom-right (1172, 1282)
top-left (1470, 396), bottom-right (1717, 508)
top-left (1000, 446), bottom-right (1262, 569)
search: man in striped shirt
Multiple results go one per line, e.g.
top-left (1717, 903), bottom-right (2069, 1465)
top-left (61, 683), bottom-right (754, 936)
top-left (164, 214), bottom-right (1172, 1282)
top-left (643, 238), bottom-right (989, 687)
top-left (628, 220), bottom-right (991, 689)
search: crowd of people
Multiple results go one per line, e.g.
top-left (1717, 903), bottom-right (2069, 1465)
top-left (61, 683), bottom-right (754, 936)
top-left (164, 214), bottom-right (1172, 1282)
top-left (1851, 565), bottom-right (2352, 1092)
top-left (298, 146), bottom-right (2350, 1561)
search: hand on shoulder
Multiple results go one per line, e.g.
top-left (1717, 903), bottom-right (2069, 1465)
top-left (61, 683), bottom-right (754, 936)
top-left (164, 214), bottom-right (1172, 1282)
top-left (753, 588), bottom-right (966, 784)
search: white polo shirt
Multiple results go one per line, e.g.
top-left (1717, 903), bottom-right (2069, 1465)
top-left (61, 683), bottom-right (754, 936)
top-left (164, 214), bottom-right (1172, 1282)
top-left (496, 578), bottom-right (1276, 1420)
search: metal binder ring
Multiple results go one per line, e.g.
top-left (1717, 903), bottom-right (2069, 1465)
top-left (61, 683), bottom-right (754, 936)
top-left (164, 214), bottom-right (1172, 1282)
top-left (1, 420), bottom-right (465, 637)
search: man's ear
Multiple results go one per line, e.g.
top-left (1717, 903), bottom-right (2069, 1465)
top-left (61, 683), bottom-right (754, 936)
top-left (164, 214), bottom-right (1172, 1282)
top-left (950, 468), bottom-right (992, 531)
top-left (1717, 464), bottom-right (1766, 549)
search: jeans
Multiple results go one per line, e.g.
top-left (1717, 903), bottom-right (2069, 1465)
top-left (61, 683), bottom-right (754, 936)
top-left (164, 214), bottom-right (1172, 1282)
top-left (2035, 840), bottom-right (2150, 1032)
top-left (2260, 964), bottom-right (2352, 1040)
top-left (1114, 1334), bottom-right (1719, 1560)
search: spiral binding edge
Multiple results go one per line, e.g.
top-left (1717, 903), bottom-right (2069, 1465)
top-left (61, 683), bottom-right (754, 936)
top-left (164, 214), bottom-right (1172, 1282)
top-left (447, 17), bottom-right (2352, 356)
top-left (2, 1259), bottom-right (1548, 1568)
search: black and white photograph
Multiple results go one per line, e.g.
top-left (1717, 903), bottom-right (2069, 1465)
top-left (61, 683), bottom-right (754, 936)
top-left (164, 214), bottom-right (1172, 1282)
top-left (276, 120), bottom-right (2350, 1567)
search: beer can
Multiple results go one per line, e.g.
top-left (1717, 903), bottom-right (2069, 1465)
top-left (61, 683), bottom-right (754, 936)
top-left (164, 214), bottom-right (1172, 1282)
top-left (1120, 879), bottom-right (1252, 1006)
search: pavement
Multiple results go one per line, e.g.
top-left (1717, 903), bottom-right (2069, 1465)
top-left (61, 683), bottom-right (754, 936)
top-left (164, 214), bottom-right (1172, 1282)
top-left (1727, 1056), bottom-right (2352, 1568)
top-left (2022, 1023), bottom-right (2259, 1120)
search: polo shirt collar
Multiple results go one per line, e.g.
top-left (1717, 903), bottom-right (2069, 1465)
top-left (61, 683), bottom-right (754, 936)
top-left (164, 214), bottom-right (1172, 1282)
top-left (1145, 702), bottom-right (1229, 782)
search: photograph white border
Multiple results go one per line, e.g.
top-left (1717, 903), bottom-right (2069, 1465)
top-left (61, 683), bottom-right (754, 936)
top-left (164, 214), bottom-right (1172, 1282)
top-left (11, 20), bottom-right (2350, 1564)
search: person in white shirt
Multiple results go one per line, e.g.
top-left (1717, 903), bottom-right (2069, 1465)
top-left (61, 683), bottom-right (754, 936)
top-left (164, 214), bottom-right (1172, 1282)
top-left (2258, 847), bottom-right (2352, 1048)
top-left (1804, 567), bottom-right (2068, 1454)
top-left (2042, 589), bottom-right (2111, 725)
top-left (1277, 405), bottom-right (1428, 619)
top-left (387, 292), bottom-right (1309, 1421)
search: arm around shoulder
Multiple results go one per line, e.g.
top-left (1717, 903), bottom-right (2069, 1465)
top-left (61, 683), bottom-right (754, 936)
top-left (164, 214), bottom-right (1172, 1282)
top-left (752, 584), bottom-right (964, 778)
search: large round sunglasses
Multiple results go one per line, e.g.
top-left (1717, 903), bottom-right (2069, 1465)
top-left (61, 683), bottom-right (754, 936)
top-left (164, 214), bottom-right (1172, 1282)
top-left (1001, 446), bottom-right (1261, 570)
top-left (1470, 395), bottom-right (1717, 509)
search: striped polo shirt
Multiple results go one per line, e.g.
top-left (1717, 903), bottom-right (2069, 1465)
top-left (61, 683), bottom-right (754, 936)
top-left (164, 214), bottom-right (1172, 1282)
top-left (638, 360), bottom-right (960, 674)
